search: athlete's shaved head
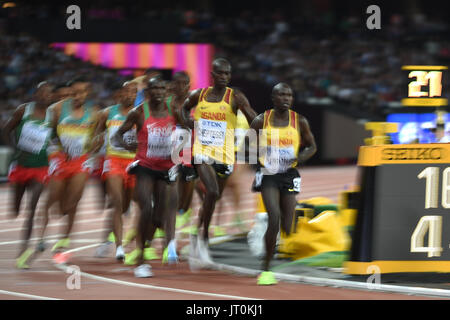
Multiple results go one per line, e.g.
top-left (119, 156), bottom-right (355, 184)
top-left (173, 71), bottom-right (190, 81)
top-left (212, 58), bottom-right (231, 72)
top-left (272, 83), bottom-right (291, 95)
top-left (147, 75), bottom-right (166, 88)
top-left (147, 76), bottom-right (166, 104)
top-left (211, 58), bottom-right (231, 88)
top-left (272, 82), bottom-right (293, 110)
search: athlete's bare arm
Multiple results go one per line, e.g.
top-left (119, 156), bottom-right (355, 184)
top-left (112, 106), bottom-right (143, 152)
top-left (250, 113), bottom-right (265, 159)
top-left (233, 89), bottom-right (257, 126)
top-left (297, 115), bottom-right (317, 165)
top-left (181, 89), bottom-right (202, 129)
top-left (90, 108), bottom-right (109, 154)
top-left (169, 97), bottom-right (184, 128)
top-left (44, 100), bottom-right (66, 157)
top-left (2, 104), bottom-right (27, 148)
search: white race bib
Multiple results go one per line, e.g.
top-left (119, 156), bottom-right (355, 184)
top-left (265, 146), bottom-right (296, 173)
top-left (108, 126), bottom-right (137, 152)
top-left (17, 122), bottom-right (51, 154)
top-left (60, 134), bottom-right (87, 158)
top-left (198, 119), bottom-right (227, 147)
top-left (146, 124), bottom-right (174, 158)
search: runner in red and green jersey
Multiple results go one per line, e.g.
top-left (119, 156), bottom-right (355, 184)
top-left (2, 82), bottom-right (54, 269)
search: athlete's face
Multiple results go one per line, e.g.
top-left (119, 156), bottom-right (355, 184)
top-left (54, 87), bottom-right (72, 102)
top-left (34, 84), bottom-right (54, 106)
top-left (272, 86), bottom-right (293, 111)
top-left (211, 64), bottom-right (231, 88)
top-left (71, 82), bottom-right (89, 105)
top-left (120, 83), bottom-right (137, 106)
top-left (148, 80), bottom-right (166, 104)
top-left (172, 75), bottom-right (190, 97)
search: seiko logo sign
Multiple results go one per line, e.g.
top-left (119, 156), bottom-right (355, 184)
top-left (382, 148), bottom-right (445, 161)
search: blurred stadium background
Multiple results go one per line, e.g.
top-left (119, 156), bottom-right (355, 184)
top-left (0, 0), bottom-right (448, 166)
top-left (0, 0), bottom-right (450, 300)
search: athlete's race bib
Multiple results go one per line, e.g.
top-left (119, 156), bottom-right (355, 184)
top-left (146, 124), bottom-right (174, 158)
top-left (108, 126), bottom-right (137, 152)
top-left (59, 134), bottom-right (87, 158)
top-left (292, 177), bottom-right (301, 193)
top-left (264, 146), bottom-right (296, 173)
top-left (17, 122), bottom-right (51, 154)
top-left (197, 119), bottom-right (227, 147)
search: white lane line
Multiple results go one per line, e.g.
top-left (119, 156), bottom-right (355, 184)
top-left (0, 217), bottom-right (106, 234)
top-left (56, 244), bottom-right (260, 300)
top-left (0, 289), bottom-right (61, 300)
top-left (0, 228), bottom-right (108, 246)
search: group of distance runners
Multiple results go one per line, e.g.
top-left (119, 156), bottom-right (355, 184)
top-left (3, 58), bottom-right (317, 285)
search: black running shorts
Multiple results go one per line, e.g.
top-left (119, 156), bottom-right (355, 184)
top-left (252, 167), bottom-right (301, 195)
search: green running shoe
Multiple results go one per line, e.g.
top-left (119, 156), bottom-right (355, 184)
top-left (124, 248), bottom-right (142, 265)
top-left (144, 247), bottom-right (160, 260)
top-left (176, 208), bottom-right (192, 228)
top-left (16, 248), bottom-right (34, 269)
top-left (154, 228), bottom-right (165, 239)
top-left (180, 225), bottom-right (198, 235)
top-left (51, 238), bottom-right (70, 252)
top-left (257, 271), bottom-right (278, 285)
top-left (213, 226), bottom-right (227, 237)
top-left (108, 232), bottom-right (115, 243)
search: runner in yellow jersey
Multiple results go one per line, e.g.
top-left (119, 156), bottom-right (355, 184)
top-left (91, 81), bottom-right (137, 260)
top-left (251, 83), bottom-right (317, 285)
top-left (181, 58), bottom-right (257, 266)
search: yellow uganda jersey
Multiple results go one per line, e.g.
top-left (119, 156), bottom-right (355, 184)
top-left (193, 87), bottom-right (237, 165)
top-left (259, 109), bottom-right (301, 173)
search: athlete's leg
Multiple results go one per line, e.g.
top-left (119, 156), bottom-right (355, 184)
top-left (260, 183), bottom-right (281, 272)
top-left (135, 171), bottom-right (155, 266)
top-left (279, 192), bottom-right (297, 236)
top-left (38, 178), bottom-right (66, 242)
top-left (12, 183), bottom-right (26, 218)
top-left (19, 180), bottom-right (44, 256)
top-left (194, 164), bottom-right (220, 240)
top-left (61, 172), bottom-right (90, 240)
top-left (105, 175), bottom-right (126, 247)
top-left (163, 179), bottom-right (178, 247)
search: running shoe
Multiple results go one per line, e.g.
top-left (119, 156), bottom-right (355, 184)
top-left (257, 271), bottom-right (278, 285)
top-left (176, 208), bottom-right (192, 228)
top-left (108, 232), bottom-right (116, 243)
top-left (154, 228), bottom-right (165, 239)
top-left (16, 248), bottom-right (34, 269)
top-left (94, 241), bottom-right (112, 258)
top-left (115, 245), bottom-right (125, 260)
top-left (52, 252), bottom-right (71, 265)
top-left (36, 241), bottom-right (47, 253)
top-left (197, 237), bottom-right (213, 266)
top-left (134, 264), bottom-right (153, 278)
top-left (51, 238), bottom-right (70, 252)
top-left (213, 226), bottom-right (227, 237)
top-left (124, 248), bottom-right (141, 265)
top-left (144, 247), bottom-right (160, 260)
top-left (162, 243), bottom-right (178, 265)
top-left (180, 225), bottom-right (198, 235)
